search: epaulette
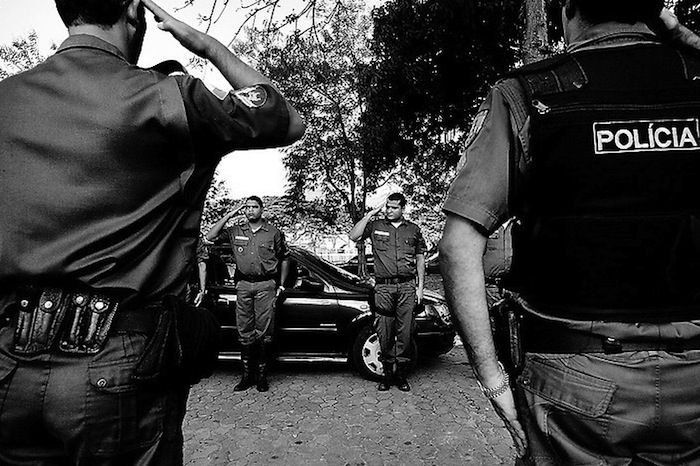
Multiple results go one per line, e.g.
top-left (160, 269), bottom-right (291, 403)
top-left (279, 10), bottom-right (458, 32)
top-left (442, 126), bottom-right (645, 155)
top-left (507, 53), bottom-right (588, 99)
top-left (148, 60), bottom-right (188, 77)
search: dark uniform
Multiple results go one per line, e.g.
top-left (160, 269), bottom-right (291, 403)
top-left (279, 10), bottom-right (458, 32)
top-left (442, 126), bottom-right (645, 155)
top-left (361, 219), bottom-right (427, 368)
top-left (444, 23), bottom-right (700, 464)
top-left (0, 35), bottom-right (291, 464)
top-left (224, 218), bottom-right (289, 345)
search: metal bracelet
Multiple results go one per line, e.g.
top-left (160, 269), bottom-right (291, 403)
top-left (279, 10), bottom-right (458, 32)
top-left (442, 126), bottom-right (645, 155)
top-left (477, 362), bottom-right (510, 400)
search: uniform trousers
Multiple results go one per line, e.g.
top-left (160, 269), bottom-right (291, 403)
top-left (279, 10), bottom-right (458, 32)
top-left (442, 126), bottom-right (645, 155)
top-left (236, 279), bottom-right (277, 346)
top-left (0, 309), bottom-right (187, 465)
top-left (374, 281), bottom-right (416, 365)
top-left (515, 350), bottom-right (700, 465)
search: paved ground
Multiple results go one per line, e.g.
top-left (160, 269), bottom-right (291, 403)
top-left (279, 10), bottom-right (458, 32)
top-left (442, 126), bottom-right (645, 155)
top-left (182, 343), bottom-right (515, 465)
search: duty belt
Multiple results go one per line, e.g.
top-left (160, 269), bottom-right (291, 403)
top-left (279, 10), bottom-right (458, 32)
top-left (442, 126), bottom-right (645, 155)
top-left (523, 322), bottom-right (700, 354)
top-left (236, 273), bottom-right (277, 283)
top-left (6, 286), bottom-right (155, 355)
top-left (375, 276), bottom-right (414, 285)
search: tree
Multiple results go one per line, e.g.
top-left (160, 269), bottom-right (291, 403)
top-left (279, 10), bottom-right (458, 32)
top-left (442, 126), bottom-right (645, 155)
top-left (0, 32), bottom-right (46, 79)
top-left (235, 0), bottom-right (389, 274)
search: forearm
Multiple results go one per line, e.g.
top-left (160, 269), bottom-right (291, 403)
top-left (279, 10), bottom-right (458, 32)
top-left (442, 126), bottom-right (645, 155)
top-left (416, 254), bottom-right (425, 289)
top-left (206, 214), bottom-right (231, 241)
top-left (440, 215), bottom-right (502, 386)
top-left (197, 262), bottom-right (207, 289)
top-left (348, 212), bottom-right (375, 242)
top-left (673, 23), bottom-right (700, 51)
top-left (279, 259), bottom-right (290, 286)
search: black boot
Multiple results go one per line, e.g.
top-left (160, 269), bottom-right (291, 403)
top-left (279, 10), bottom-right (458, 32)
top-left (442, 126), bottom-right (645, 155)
top-left (234, 344), bottom-right (255, 391)
top-left (377, 362), bottom-right (393, 391)
top-left (256, 340), bottom-right (269, 392)
top-left (395, 363), bottom-right (411, 392)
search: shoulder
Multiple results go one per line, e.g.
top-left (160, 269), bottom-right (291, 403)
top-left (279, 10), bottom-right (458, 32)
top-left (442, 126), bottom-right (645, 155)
top-left (507, 52), bottom-right (586, 98)
top-left (404, 220), bottom-right (422, 233)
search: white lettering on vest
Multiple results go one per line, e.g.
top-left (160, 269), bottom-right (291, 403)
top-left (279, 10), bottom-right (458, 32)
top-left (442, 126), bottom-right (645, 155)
top-left (593, 119), bottom-right (700, 155)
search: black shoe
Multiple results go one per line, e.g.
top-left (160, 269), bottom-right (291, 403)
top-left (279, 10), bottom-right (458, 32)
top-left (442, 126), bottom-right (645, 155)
top-left (395, 364), bottom-right (411, 392)
top-left (256, 363), bottom-right (269, 392)
top-left (377, 362), bottom-right (393, 391)
top-left (377, 379), bottom-right (391, 391)
top-left (234, 345), bottom-right (255, 391)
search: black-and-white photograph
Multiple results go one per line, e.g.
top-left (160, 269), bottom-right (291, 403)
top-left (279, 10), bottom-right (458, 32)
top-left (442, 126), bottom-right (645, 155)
top-left (1, 0), bottom-right (699, 464)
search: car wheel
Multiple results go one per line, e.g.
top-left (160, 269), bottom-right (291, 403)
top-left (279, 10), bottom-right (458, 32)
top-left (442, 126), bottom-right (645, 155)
top-left (350, 324), bottom-right (418, 381)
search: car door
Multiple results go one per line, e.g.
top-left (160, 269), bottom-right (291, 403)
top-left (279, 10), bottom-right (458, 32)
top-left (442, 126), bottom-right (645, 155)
top-left (275, 258), bottom-right (341, 355)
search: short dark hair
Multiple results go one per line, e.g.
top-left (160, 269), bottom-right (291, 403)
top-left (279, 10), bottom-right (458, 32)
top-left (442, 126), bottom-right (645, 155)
top-left (55, 0), bottom-right (130, 28)
top-left (387, 193), bottom-right (407, 208)
top-left (246, 196), bottom-right (264, 208)
top-left (565, 0), bottom-right (663, 25)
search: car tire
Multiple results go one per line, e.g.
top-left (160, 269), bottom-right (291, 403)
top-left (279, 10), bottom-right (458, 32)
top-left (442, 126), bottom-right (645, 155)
top-left (350, 324), bottom-right (418, 381)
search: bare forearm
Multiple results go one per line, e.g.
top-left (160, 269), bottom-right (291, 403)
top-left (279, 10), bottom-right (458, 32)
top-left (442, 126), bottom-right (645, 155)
top-left (348, 211), bottom-right (376, 242)
top-left (206, 213), bottom-right (232, 241)
top-left (197, 262), bottom-right (207, 289)
top-left (279, 259), bottom-right (290, 286)
top-left (440, 215), bottom-right (502, 386)
top-left (416, 254), bottom-right (425, 289)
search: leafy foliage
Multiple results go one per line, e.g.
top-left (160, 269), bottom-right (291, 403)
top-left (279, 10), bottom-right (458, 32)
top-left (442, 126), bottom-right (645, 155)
top-left (0, 32), bottom-right (46, 79)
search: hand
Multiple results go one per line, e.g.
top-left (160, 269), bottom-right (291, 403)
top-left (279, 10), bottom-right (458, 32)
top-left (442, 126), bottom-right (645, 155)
top-left (194, 290), bottom-right (205, 307)
top-left (370, 202), bottom-right (384, 216)
top-left (416, 287), bottom-right (424, 304)
top-left (276, 285), bottom-right (285, 297)
top-left (142, 0), bottom-right (213, 58)
top-left (658, 7), bottom-right (680, 36)
top-left (490, 389), bottom-right (529, 459)
top-left (229, 204), bottom-right (245, 218)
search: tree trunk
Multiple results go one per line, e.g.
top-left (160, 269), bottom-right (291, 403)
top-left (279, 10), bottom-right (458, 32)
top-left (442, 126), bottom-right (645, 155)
top-left (523, 0), bottom-right (548, 64)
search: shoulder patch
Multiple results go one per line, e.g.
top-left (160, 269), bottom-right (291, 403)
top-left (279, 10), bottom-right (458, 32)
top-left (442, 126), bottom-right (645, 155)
top-left (233, 85), bottom-right (268, 108)
top-left (461, 109), bottom-right (489, 162)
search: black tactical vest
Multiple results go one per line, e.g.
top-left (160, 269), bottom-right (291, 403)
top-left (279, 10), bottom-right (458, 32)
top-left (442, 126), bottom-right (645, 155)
top-left (508, 39), bottom-right (700, 322)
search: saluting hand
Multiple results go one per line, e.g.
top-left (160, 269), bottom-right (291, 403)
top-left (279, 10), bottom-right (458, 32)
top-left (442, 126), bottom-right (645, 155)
top-left (142, 0), bottom-right (212, 58)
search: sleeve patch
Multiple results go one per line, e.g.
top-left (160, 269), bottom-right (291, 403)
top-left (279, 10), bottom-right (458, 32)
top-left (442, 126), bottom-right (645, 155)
top-left (465, 109), bottom-right (489, 148)
top-left (233, 85), bottom-right (268, 108)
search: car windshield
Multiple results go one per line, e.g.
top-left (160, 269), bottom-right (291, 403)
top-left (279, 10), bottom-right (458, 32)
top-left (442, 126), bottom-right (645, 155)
top-left (293, 248), bottom-right (365, 284)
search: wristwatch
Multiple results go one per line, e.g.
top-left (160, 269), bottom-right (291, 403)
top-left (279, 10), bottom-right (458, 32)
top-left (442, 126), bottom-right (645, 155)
top-left (476, 362), bottom-right (510, 400)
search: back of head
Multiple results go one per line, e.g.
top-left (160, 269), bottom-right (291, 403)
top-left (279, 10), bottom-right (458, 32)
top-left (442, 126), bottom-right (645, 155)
top-left (566, 0), bottom-right (664, 25)
top-left (55, 0), bottom-right (129, 28)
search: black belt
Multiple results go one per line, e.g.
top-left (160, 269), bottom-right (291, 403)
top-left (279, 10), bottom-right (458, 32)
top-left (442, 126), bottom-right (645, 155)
top-left (523, 323), bottom-right (700, 354)
top-left (375, 276), bottom-right (414, 285)
top-left (236, 273), bottom-right (277, 283)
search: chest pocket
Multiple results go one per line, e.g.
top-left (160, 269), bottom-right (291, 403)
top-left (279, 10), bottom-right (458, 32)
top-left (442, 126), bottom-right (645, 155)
top-left (232, 237), bottom-right (249, 256)
top-left (258, 240), bottom-right (276, 261)
top-left (402, 236), bottom-right (417, 255)
top-left (373, 231), bottom-right (391, 250)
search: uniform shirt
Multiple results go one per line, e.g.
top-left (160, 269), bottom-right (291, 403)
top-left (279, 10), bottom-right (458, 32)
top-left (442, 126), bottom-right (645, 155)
top-left (225, 219), bottom-right (289, 278)
top-left (443, 23), bottom-right (700, 340)
top-left (0, 34), bottom-right (290, 303)
top-left (361, 219), bottom-right (427, 279)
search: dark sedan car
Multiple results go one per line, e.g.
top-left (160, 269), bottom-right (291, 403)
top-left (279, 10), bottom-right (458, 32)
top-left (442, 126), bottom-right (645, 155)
top-left (339, 248), bottom-right (440, 276)
top-left (207, 246), bottom-right (455, 380)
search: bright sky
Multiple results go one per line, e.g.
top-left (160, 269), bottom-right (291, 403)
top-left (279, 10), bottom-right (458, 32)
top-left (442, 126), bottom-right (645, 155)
top-left (0, 0), bottom-right (302, 198)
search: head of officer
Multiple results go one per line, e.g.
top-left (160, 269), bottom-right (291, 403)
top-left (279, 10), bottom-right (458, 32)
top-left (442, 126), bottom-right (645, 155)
top-left (384, 193), bottom-right (407, 222)
top-left (244, 196), bottom-right (264, 222)
top-left (55, 0), bottom-right (147, 64)
top-left (562, 0), bottom-right (664, 43)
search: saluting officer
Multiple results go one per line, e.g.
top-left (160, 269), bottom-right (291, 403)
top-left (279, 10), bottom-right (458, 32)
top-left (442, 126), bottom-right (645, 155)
top-left (349, 193), bottom-right (427, 391)
top-left (207, 196), bottom-right (289, 392)
top-left (0, 0), bottom-right (304, 463)
top-left (440, 1), bottom-right (700, 463)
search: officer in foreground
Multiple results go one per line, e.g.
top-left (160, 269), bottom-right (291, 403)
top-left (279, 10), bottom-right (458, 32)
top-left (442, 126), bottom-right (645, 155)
top-left (349, 193), bottom-right (427, 391)
top-left (207, 196), bottom-right (290, 392)
top-left (0, 0), bottom-right (304, 463)
top-left (440, 1), bottom-right (700, 463)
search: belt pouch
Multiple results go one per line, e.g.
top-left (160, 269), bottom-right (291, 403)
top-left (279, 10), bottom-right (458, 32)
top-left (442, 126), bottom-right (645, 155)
top-left (59, 291), bottom-right (92, 353)
top-left (14, 288), bottom-right (68, 354)
top-left (78, 294), bottom-right (118, 354)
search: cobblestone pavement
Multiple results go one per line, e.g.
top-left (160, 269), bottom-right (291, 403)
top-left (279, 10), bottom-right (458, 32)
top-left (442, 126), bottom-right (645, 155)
top-left (182, 343), bottom-right (516, 465)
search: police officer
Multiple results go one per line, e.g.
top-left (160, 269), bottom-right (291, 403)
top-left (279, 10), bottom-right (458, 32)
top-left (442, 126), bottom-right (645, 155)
top-left (349, 193), bottom-right (427, 391)
top-left (207, 196), bottom-right (290, 392)
top-left (440, 1), bottom-right (700, 463)
top-left (0, 0), bottom-right (304, 463)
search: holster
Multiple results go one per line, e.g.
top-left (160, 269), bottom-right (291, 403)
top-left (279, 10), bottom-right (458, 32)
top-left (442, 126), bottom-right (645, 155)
top-left (132, 296), bottom-right (221, 386)
top-left (13, 287), bottom-right (118, 355)
top-left (489, 288), bottom-right (524, 375)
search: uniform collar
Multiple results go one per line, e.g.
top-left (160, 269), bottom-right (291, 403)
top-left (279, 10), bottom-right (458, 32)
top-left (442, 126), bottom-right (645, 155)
top-left (566, 22), bottom-right (658, 53)
top-left (381, 218), bottom-right (406, 227)
top-left (56, 34), bottom-right (129, 62)
top-left (241, 219), bottom-right (269, 232)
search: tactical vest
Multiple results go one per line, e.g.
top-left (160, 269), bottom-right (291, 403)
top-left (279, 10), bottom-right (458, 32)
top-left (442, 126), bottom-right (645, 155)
top-left (507, 39), bottom-right (700, 322)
